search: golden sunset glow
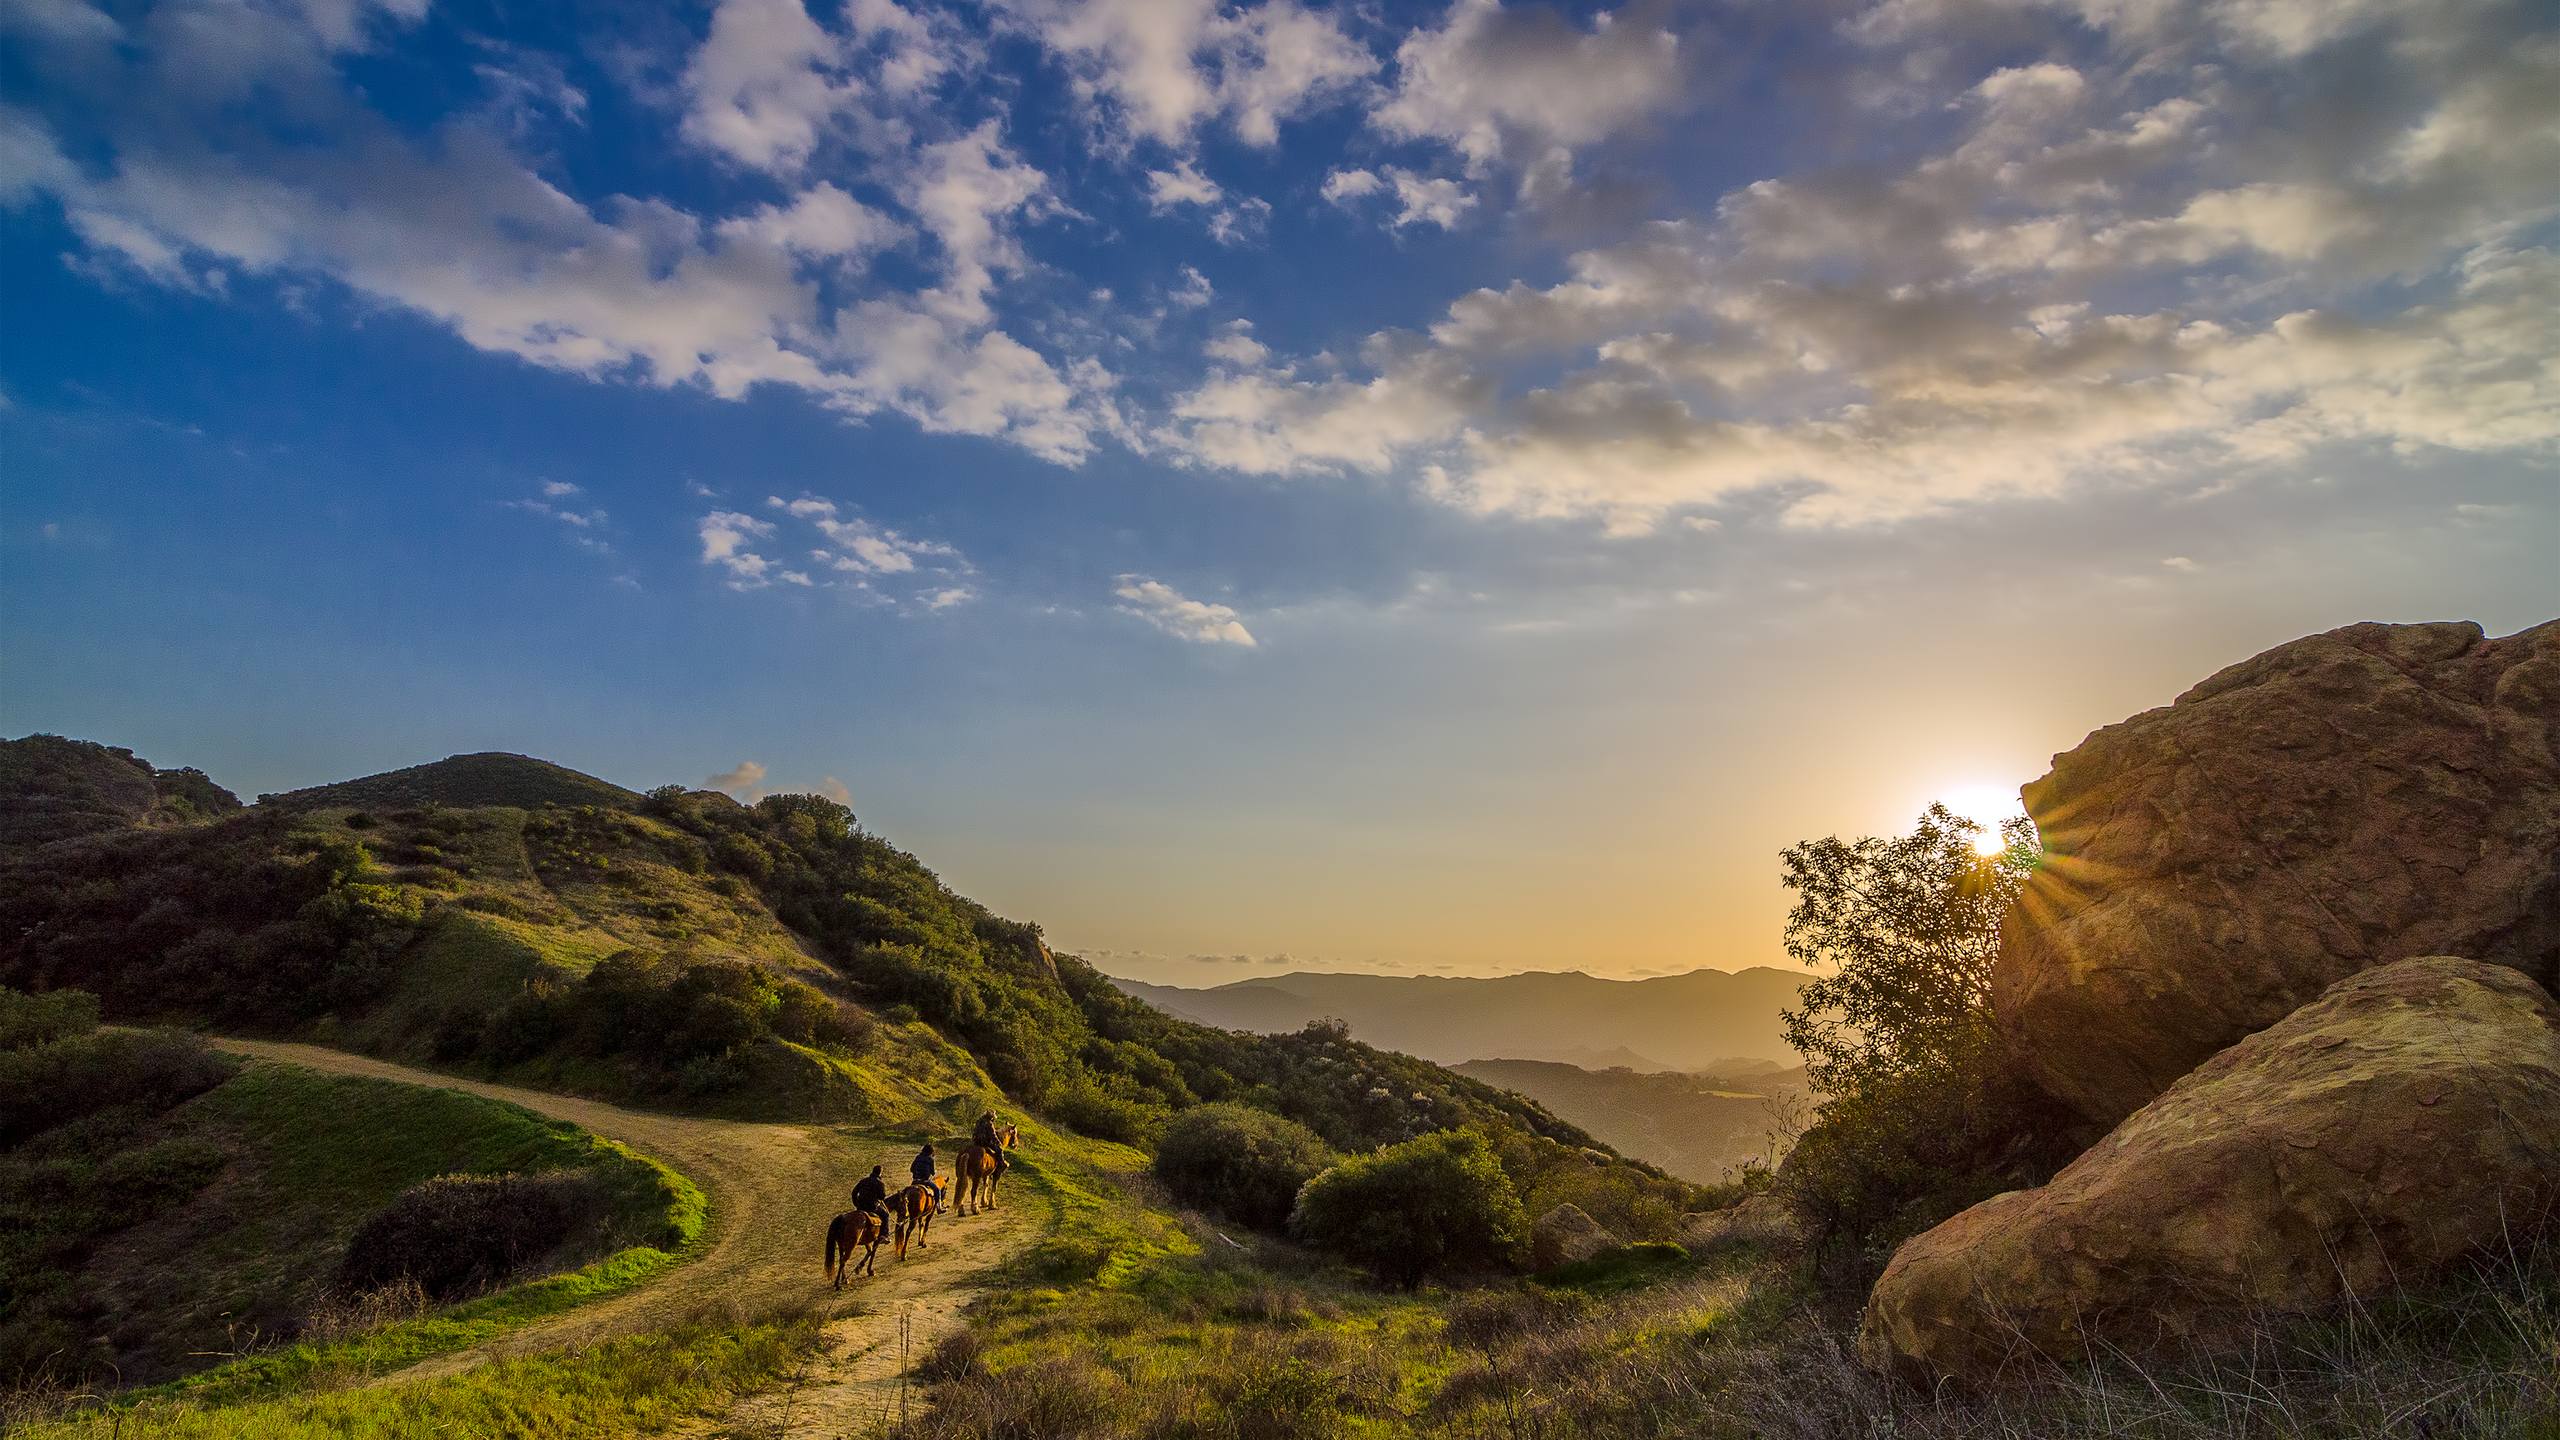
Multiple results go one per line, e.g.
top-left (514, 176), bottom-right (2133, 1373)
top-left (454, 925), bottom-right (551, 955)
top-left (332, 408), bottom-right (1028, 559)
top-left (1936, 783), bottom-right (2026, 856)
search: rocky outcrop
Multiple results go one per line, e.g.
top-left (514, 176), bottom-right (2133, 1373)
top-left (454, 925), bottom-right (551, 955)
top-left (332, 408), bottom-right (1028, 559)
top-left (1861, 957), bottom-right (2560, 1384)
top-left (1995, 619), bottom-right (2560, 1124)
top-left (1678, 1194), bottom-right (1802, 1254)
top-left (1531, 1203), bottom-right (1621, 1270)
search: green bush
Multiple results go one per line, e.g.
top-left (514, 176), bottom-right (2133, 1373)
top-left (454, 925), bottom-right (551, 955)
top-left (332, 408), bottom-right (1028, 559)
top-left (338, 1171), bottom-right (607, 1301)
top-left (0, 986), bottom-right (100, 1051)
top-left (1289, 1129), bottom-right (1530, 1286)
top-left (1152, 1103), bottom-right (1334, 1231)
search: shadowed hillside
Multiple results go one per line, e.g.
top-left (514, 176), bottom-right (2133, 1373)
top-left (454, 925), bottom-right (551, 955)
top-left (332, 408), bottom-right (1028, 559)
top-left (1453, 1057), bottom-right (1815, 1184)
top-left (259, 753), bottom-right (646, 814)
top-left (1113, 965), bottom-right (1811, 1071)
top-left (0, 735), bottom-right (240, 850)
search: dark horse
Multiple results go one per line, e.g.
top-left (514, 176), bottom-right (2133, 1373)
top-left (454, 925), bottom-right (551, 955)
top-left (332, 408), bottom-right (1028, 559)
top-left (889, 1179), bottom-right (943, 1259)
top-left (824, 1208), bottom-right (888, 1288)
top-left (955, 1124), bottom-right (1017, 1217)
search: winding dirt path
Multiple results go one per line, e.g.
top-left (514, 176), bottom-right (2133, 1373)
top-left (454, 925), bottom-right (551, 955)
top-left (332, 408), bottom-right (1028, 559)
top-left (206, 1038), bottom-right (1046, 1435)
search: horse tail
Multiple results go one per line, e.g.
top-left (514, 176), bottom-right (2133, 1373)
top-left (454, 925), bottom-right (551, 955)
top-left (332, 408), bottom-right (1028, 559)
top-left (825, 1216), bottom-right (841, 1275)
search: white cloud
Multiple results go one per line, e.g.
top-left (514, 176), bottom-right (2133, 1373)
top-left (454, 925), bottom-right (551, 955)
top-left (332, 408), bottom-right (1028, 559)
top-left (818, 775), bottom-right (854, 803)
top-left (540, 479), bottom-right (582, 497)
top-left (1373, 0), bottom-right (1683, 172)
top-left (1384, 167), bottom-right (1476, 229)
top-left (680, 0), bottom-right (856, 173)
top-left (1321, 167), bottom-right (1382, 204)
top-left (700, 509), bottom-right (781, 587)
top-left (717, 182), bottom-right (905, 262)
top-left (1146, 159), bottom-right (1223, 210)
top-left (992, 0), bottom-right (1373, 148)
top-left (1114, 574), bottom-right (1258, 646)
top-left (1203, 320), bottom-right (1268, 366)
top-left (768, 493), bottom-right (961, 574)
top-left (1170, 263), bottom-right (1215, 308)
top-left (704, 759), bottom-right (768, 795)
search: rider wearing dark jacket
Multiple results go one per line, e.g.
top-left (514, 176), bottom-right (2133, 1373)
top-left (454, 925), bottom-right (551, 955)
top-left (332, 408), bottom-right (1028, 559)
top-left (850, 1165), bottom-right (888, 1223)
top-left (972, 1111), bottom-right (1008, 1177)
top-left (910, 1142), bottom-right (937, 1186)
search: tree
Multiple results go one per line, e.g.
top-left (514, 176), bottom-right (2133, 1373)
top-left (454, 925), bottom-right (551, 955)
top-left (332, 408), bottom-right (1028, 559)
top-left (1778, 802), bottom-right (2035, 1099)
top-left (1772, 804), bottom-right (2072, 1272)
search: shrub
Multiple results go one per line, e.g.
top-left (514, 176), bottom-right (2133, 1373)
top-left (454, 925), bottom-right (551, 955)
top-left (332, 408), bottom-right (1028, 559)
top-left (1153, 1103), bottom-right (1334, 1231)
top-left (0, 987), bottom-right (100, 1052)
top-left (1289, 1129), bottom-right (1530, 1286)
top-left (1047, 1078), bottom-right (1165, 1146)
top-left (338, 1171), bottom-right (606, 1301)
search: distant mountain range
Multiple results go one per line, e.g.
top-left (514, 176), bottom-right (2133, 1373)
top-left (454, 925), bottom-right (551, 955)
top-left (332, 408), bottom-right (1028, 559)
top-left (1451, 1058), bottom-right (1815, 1185)
top-left (1107, 965), bottom-right (1810, 1072)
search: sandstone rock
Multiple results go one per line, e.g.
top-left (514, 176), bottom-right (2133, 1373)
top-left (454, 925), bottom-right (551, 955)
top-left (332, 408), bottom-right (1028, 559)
top-left (1995, 618), bottom-right (2560, 1124)
top-left (1678, 1193), bottom-right (1802, 1254)
top-left (1531, 1203), bottom-right (1620, 1270)
top-left (1860, 957), bottom-right (2560, 1385)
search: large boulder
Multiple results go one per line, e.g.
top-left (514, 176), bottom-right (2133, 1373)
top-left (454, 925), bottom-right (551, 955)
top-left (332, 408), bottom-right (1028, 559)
top-left (1860, 957), bottom-right (2560, 1385)
top-left (1996, 618), bottom-right (2560, 1124)
top-left (1531, 1203), bottom-right (1620, 1270)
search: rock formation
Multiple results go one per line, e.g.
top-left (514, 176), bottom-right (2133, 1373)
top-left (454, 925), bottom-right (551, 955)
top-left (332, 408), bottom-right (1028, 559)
top-left (1995, 619), bottom-right (2560, 1125)
top-left (1861, 957), bottom-right (2560, 1384)
top-left (1531, 1202), bottom-right (1621, 1270)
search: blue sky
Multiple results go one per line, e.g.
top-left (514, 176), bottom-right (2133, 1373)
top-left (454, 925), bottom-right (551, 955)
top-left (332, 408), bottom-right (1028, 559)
top-left (4, 0), bottom-right (2555, 983)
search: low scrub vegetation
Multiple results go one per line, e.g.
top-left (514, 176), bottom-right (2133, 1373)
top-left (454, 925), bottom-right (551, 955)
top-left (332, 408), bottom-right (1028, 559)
top-left (0, 812), bottom-right (422, 1026)
top-left (1150, 1103), bottom-right (1334, 1231)
top-left (339, 1171), bottom-right (612, 1302)
top-left (1290, 1130), bottom-right (1531, 1286)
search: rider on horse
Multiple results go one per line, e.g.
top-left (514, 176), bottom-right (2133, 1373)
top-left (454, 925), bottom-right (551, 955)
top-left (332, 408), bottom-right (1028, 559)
top-left (910, 1141), bottom-right (938, 1193)
top-left (850, 1163), bottom-right (889, 1228)
top-left (972, 1110), bottom-right (1009, 1179)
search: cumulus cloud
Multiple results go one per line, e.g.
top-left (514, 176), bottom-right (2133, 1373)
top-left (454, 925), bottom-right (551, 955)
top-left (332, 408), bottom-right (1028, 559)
top-left (704, 760), bottom-right (768, 795)
top-left (699, 509), bottom-right (782, 587)
top-left (1373, 0), bottom-right (1683, 172)
top-left (1114, 574), bottom-right (1258, 646)
top-left (992, 0), bottom-right (1373, 148)
top-left (1157, 0), bottom-right (2560, 530)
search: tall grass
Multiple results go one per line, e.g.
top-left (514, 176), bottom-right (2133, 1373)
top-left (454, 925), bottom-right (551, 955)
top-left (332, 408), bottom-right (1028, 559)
top-left (6, 1306), bottom-right (820, 1440)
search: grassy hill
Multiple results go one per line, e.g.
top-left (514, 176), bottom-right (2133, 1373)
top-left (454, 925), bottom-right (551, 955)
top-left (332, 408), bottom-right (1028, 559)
top-left (0, 992), bottom-right (696, 1392)
top-left (258, 753), bottom-right (645, 813)
top-left (0, 741), bottom-right (1694, 1234)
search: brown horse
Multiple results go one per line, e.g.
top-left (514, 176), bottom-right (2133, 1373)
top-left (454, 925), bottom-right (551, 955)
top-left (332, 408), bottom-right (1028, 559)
top-left (889, 1180), bottom-right (943, 1259)
top-left (824, 1208), bottom-right (887, 1288)
top-left (955, 1124), bottom-right (1018, 1217)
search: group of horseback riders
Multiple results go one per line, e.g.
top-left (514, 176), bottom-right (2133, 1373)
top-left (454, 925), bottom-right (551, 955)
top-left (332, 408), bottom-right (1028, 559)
top-left (826, 1109), bottom-right (1017, 1288)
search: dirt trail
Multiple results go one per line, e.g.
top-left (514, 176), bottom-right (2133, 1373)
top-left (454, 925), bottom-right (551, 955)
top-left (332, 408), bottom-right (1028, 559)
top-left (207, 1038), bottom-right (1044, 1434)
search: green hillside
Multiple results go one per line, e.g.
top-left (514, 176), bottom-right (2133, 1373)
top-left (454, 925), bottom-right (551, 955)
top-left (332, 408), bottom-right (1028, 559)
top-left (258, 753), bottom-right (645, 813)
top-left (0, 992), bottom-right (695, 1392)
top-left (0, 743), bottom-right (1693, 1233)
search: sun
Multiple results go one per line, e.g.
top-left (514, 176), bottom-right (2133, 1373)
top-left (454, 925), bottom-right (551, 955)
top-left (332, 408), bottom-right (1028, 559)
top-left (1936, 782), bottom-right (2026, 856)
